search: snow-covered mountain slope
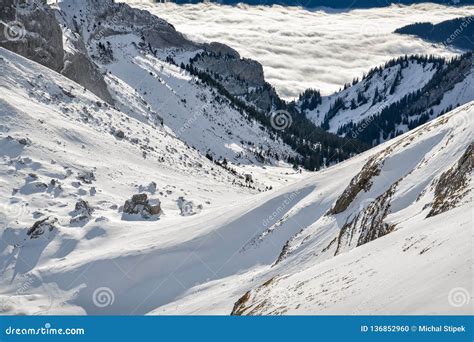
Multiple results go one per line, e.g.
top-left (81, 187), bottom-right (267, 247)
top-left (0, 46), bottom-right (308, 315)
top-left (302, 57), bottom-right (440, 129)
top-left (51, 0), bottom-right (299, 165)
top-left (228, 103), bottom-right (473, 315)
top-left (1, 44), bottom-right (470, 315)
top-left (20, 0), bottom-right (362, 171)
top-left (0, 1), bottom-right (472, 317)
top-left (154, 103), bottom-right (473, 315)
top-left (299, 54), bottom-right (474, 145)
top-left (123, 1), bottom-right (472, 99)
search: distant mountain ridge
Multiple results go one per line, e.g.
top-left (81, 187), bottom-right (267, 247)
top-left (0, 0), bottom-right (368, 171)
top-left (0, 0), bottom-right (472, 317)
top-left (297, 53), bottom-right (473, 146)
top-left (395, 16), bottom-right (474, 50)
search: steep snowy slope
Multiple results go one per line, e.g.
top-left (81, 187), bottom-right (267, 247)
top-left (154, 103), bottom-right (473, 315)
top-left (51, 0), bottom-right (297, 166)
top-left (299, 54), bottom-right (473, 145)
top-left (229, 103), bottom-right (473, 315)
top-left (0, 47), bottom-right (308, 315)
top-left (0, 45), bottom-right (471, 314)
top-left (302, 57), bottom-right (440, 129)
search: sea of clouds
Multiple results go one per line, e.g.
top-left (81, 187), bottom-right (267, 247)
top-left (122, 1), bottom-right (473, 99)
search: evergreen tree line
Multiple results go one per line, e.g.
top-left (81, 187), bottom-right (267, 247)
top-left (337, 52), bottom-right (472, 146)
top-left (181, 53), bottom-right (369, 171)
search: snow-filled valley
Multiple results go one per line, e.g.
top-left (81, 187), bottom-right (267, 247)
top-left (0, 0), bottom-right (472, 316)
top-left (1, 46), bottom-right (472, 314)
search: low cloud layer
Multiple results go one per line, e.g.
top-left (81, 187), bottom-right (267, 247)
top-left (122, 1), bottom-right (473, 99)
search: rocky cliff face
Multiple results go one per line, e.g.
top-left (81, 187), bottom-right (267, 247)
top-left (56, 10), bottom-right (115, 104)
top-left (58, 0), bottom-right (197, 49)
top-left (190, 50), bottom-right (279, 112)
top-left (229, 103), bottom-right (473, 316)
top-left (0, 0), bottom-right (113, 103)
top-left (427, 143), bottom-right (473, 218)
top-left (0, 0), bottom-right (64, 72)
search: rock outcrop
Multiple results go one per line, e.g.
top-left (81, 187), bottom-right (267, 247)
top-left (62, 48), bottom-right (114, 104)
top-left (190, 50), bottom-right (279, 112)
top-left (427, 143), bottom-right (473, 218)
top-left (77, 171), bottom-right (96, 184)
top-left (0, 0), bottom-right (113, 103)
top-left (27, 217), bottom-right (58, 239)
top-left (70, 199), bottom-right (94, 225)
top-left (122, 193), bottom-right (161, 219)
top-left (328, 154), bottom-right (382, 215)
top-left (0, 0), bottom-right (64, 72)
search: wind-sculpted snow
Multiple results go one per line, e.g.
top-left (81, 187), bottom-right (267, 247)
top-left (0, 47), bottom-right (472, 314)
top-left (0, 1), bottom-right (473, 316)
top-left (230, 103), bottom-right (473, 315)
top-left (0, 47), bottom-right (308, 314)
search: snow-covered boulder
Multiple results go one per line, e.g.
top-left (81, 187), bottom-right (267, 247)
top-left (177, 196), bottom-right (201, 216)
top-left (27, 217), bottom-right (58, 239)
top-left (70, 199), bottom-right (94, 225)
top-left (77, 171), bottom-right (96, 184)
